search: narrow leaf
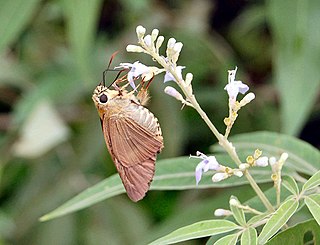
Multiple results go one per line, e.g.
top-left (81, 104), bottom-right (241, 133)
top-left (267, 0), bottom-right (320, 135)
top-left (247, 213), bottom-right (271, 226)
top-left (0, 0), bottom-right (40, 54)
top-left (305, 194), bottom-right (320, 226)
top-left (302, 170), bottom-right (320, 192)
top-left (229, 196), bottom-right (246, 226)
top-left (258, 198), bottom-right (299, 244)
top-left (282, 175), bottom-right (299, 195)
top-left (149, 220), bottom-right (239, 245)
top-left (40, 156), bottom-right (271, 221)
top-left (241, 227), bottom-right (257, 245)
top-left (214, 233), bottom-right (239, 245)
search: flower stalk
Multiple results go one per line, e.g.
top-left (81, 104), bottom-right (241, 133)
top-left (127, 26), bottom-right (275, 212)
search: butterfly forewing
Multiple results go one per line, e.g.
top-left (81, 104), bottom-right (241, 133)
top-left (101, 109), bottom-right (163, 201)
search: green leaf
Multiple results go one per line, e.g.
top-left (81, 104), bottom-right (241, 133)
top-left (282, 176), bottom-right (299, 195)
top-left (302, 170), bottom-right (320, 192)
top-left (0, 0), bottom-right (41, 54)
top-left (150, 220), bottom-right (239, 245)
top-left (305, 194), bottom-right (320, 226)
top-left (219, 131), bottom-right (320, 176)
top-left (229, 196), bottom-right (246, 226)
top-left (40, 156), bottom-right (271, 221)
top-left (148, 220), bottom-right (239, 245)
top-left (247, 213), bottom-right (271, 226)
top-left (266, 219), bottom-right (320, 244)
top-left (61, 0), bottom-right (102, 82)
top-left (267, 0), bottom-right (320, 135)
top-left (214, 233), bottom-right (239, 245)
top-left (241, 227), bottom-right (257, 245)
top-left (258, 198), bottom-right (299, 244)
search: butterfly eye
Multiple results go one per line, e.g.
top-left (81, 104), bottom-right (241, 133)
top-left (99, 94), bottom-right (108, 103)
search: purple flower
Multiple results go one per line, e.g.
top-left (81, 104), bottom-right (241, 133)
top-left (191, 151), bottom-right (220, 185)
top-left (224, 67), bottom-right (249, 100)
top-left (164, 66), bottom-right (185, 83)
top-left (116, 61), bottom-right (150, 89)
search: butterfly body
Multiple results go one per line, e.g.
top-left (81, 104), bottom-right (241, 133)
top-left (92, 85), bottom-right (163, 201)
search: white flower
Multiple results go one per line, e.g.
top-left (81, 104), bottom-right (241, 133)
top-left (255, 156), bottom-right (269, 167)
top-left (190, 151), bottom-right (220, 185)
top-left (224, 67), bottom-right (249, 100)
top-left (164, 66), bottom-right (185, 83)
top-left (116, 61), bottom-right (150, 89)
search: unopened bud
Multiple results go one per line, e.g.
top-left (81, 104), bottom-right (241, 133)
top-left (255, 156), bottom-right (269, 167)
top-left (126, 45), bottom-right (145, 53)
top-left (240, 92), bottom-right (255, 106)
top-left (173, 42), bottom-right (183, 53)
top-left (239, 163), bottom-right (250, 171)
top-left (156, 36), bottom-right (164, 51)
top-left (143, 34), bottom-right (152, 47)
top-left (233, 169), bottom-right (243, 177)
top-left (167, 38), bottom-right (176, 49)
top-left (229, 198), bottom-right (240, 206)
top-left (279, 152), bottom-right (289, 163)
top-left (136, 25), bottom-right (146, 38)
top-left (269, 157), bottom-right (277, 166)
top-left (164, 86), bottom-right (184, 101)
top-left (151, 29), bottom-right (159, 42)
top-left (212, 173), bottom-right (228, 182)
top-left (185, 73), bottom-right (193, 86)
top-left (214, 208), bottom-right (232, 217)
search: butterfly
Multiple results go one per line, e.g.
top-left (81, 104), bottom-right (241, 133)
top-left (92, 64), bottom-right (164, 202)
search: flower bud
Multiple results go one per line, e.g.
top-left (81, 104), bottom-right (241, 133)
top-left (233, 169), bottom-right (243, 177)
top-left (212, 173), bottom-right (228, 182)
top-left (214, 208), bottom-right (232, 217)
top-left (164, 86), bottom-right (184, 101)
top-left (155, 36), bottom-right (164, 51)
top-left (279, 152), bottom-right (289, 163)
top-left (151, 29), bottom-right (159, 42)
top-left (126, 45), bottom-right (145, 53)
top-left (239, 163), bottom-right (250, 171)
top-left (167, 37), bottom-right (176, 49)
top-left (136, 25), bottom-right (146, 39)
top-left (269, 157), bottom-right (277, 166)
top-left (255, 156), bottom-right (269, 167)
top-left (143, 34), bottom-right (152, 47)
top-left (240, 92), bottom-right (255, 107)
top-left (185, 73), bottom-right (193, 86)
top-left (229, 198), bottom-right (239, 206)
top-left (173, 42), bottom-right (183, 53)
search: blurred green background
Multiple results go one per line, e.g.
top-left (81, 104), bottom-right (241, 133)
top-left (0, 0), bottom-right (319, 244)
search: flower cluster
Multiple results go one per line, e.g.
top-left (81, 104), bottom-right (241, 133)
top-left (190, 151), bottom-right (243, 185)
top-left (239, 149), bottom-right (269, 171)
top-left (224, 67), bottom-right (255, 138)
top-left (117, 25), bottom-right (195, 107)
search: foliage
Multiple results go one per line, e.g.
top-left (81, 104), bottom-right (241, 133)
top-left (0, 0), bottom-right (319, 244)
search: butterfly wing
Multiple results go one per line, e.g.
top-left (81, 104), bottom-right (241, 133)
top-left (102, 115), bottom-right (163, 202)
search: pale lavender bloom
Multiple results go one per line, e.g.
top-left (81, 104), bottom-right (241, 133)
top-left (164, 66), bottom-right (185, 83)
top-left (116, 61), bottom-right (150, 89)
top-left (224, 67), bottom-right (249, 100)
top-left (190, 151), bottom-right (220, 185)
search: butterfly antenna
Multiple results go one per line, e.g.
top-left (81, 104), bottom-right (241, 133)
top-left (102, 51), bottom-right (119, 86)
top-left (107, 69), bottom-right (126, 89)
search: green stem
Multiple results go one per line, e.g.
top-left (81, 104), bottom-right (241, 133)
top-left (142, 42), bottom-right (274, 213)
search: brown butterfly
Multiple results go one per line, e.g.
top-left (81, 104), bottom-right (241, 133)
top-left (92, 67), bottom-right (163, 202)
